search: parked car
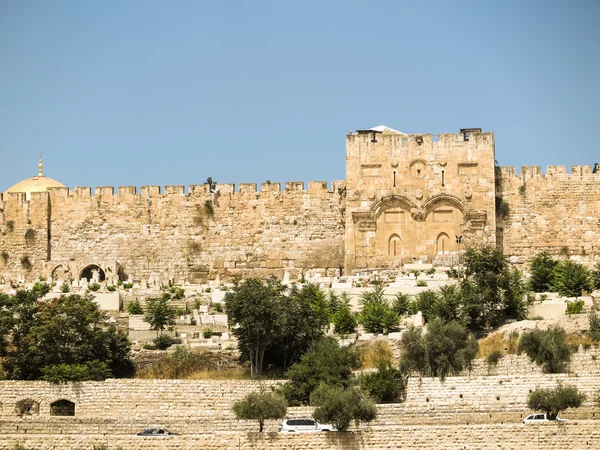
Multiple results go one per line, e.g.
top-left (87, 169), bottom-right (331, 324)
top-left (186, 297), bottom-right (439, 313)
top-left (278, 418), bottom-right (336, 432)
top-left (137, 428), bottom-right (178, 436)
top-left (522, 414), bottom-right (566, 424)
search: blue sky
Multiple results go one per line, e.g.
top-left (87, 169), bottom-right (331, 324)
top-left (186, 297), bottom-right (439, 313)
top-left (1, 0), bottom-right (599, 192)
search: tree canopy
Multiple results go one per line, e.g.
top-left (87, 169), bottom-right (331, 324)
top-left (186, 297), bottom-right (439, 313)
top-left (282, 338), bottom-right (361, 406)
top-left (232, 388), bottom-right (287, 432)
top-left (224, 278), bottom-right (331, 375)
top-left (310, 384), bottom-right (377, 431)
top-left (517, 326), bottom-right (572, 373)
top-left (0, 286), bottom-right (133, 381)
top-left (527, 383), bottom-right (585, 419)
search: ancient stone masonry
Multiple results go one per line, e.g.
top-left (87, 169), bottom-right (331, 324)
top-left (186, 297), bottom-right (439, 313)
top-left (496, 165), bottom-right (600, 263)
top-left (0, 181), bottom-right (346, 283)
top-left (345, 130), bottom-right (496, 271)
top-left (1, 128), bottom-right (599, 284)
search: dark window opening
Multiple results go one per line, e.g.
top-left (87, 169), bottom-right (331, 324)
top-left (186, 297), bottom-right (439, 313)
top-left (80, 264), bottom-right (105, 282)
top-left (441, 170), bottom-right (445, 187)
top-left (50, 399), bottom-right (75, 416)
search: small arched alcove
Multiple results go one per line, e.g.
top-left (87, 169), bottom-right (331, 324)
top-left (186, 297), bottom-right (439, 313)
top-left (80, 264), bottom-right (105, 282)
top-left (50, 399), bottom-right (75, 416)
top-left (15, 399), bottom-right (40, 417)
top-left (388, 234), bottom-right (402, 257)
top-left (436, 232), bottom-right (450, 254)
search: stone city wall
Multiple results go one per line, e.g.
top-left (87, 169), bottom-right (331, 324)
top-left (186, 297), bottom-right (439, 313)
top-left (1, 373), bottom-right (598, 432)
top-left (0, 180), bottom-right (346, 283)
top-left (497, 165), bottom-right (600, 264)
top-left (2, 423), bottom-right (600, 450)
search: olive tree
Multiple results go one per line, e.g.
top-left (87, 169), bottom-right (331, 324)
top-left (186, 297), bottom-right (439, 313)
top-left (310, 384), bottom-right (377, 431)
top-left (527, 382), bottom-right (585, 419)
top-left (232, 388), bottom-right (287, 432)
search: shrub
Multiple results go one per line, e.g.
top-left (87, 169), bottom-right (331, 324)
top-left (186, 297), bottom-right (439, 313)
top-left (310, 384), bottom-right (377, 431)
top-left (332, 294), bottom-right (357, 334)
top-left (427, 267), bottom-right (436, 275)
top-left (566, 300), bottom-right (584, 315)
top-left (487, 350), bottom-right (503, 366)
top-left (143, 343), bottom-right (157, 350)
top-left (123, 282), bottom-right (133, 289)
top-left (173, 287), bottom-right (185, 299)
top-left (40, 361), bottom-right (112, 383)
top-left (360, 362), bottom-right (407, 403)
top-left (202, 328), bottom-right (213, 338)
top-left (400, 319), bottom-right (478, 380)
top-left (359, 286), bottom-right (399, 334)
top-left (282, 338), bottom-right (361, 406)
top-left (194, 299), bottom-right (202, 310)
top-left (60, 282), bottom-right (70, 293)
top-left (127, 300), bottom-right (143, 315)
top-left (189, 317), bottom-right (197, 326)
top-left (529, 251), bottom-right (558, 293)
top-left (154, 334), bottom-right (174, 350)
top-left (591, 262), bottom-right (600, 290)
top-left (232, 388), bottom-right (287, 432)
top-left (392, 293), bottom-right (413, 316)
top-left (517, 326), bottom-right (571, 373)
top-left (175, 307), bottom-right (187, 316)
top-left (213, 302), bottom-right (222, 313)
top-left (495, 196), bottom-right (510, 219)
top-left (107, 285), bottom-right (117, 292)
top-left (446, 268), bottom-right (459, 278)
top-left (414, 290), bottom-right (438, 322)
top-left (527, 382), bottom-right (586, 419)
top-left (589, 311), bottom-right (600, 342)
top-left (88, 282), bottom-right (101, 292)
top-left (20, 255), bottom-right (32, 270)
top-left (416, 280), bottom-right (428, 287)
top-left (552, 260), bottom-right (591, 297)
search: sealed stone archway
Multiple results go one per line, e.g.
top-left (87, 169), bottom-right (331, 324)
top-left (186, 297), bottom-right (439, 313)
top-left (80, 264), bottom-right (105, 282)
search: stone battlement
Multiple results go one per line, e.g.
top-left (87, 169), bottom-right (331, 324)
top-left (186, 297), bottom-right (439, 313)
top-left (498, 165), bottom-right (599, 180)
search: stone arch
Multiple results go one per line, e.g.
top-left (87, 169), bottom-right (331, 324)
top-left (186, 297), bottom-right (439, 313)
top-left (15, 399), bottom-right (40, 417)
top-left (51, 264), bottom-right (70, 281)
top-left (370, 195), bottom-right (418, 219)
top-left (79, 264), bottom-right (105, 282)
top-left (50, 399), bottom-right (75, 416)
top-left (436, 232), bottom-right (450, 254)
top-left (388, 234), bottom-right (401, 257)
top-left (422, 193), bottom-right (467, 218)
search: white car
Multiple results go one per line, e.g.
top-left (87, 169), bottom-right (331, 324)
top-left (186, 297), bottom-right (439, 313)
top-left (278, 418), bottom-right (336, 432)
top-left (523, 413), bottom-right (566, 424)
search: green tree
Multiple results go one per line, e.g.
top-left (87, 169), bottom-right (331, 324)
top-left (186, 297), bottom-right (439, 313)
top-left (360, 361), bottom-right (408, 403)
top-left (500, 266), bottom-right (529, 321)
top-left (392, 292), bottom-right (413, 316)
top-left (414, 290), bottom-right (438, 323)
top-left (529, 252), bottom-right (558, 292)
top-left (431, 285), bottom-right (463, 324)
top-left (517, 326), bottom-right (572, 373)
top-left (359, 286), bottom-right (399, 334)
top-left (552, 260), bottom-right (592, 297)
top-left (144, 295), bottom-right (176, 337)
top-left (225, 278), bottom-right (329, 375)
top-left (282, 338), bottom-right (361, 406)
top-left (527, 382), bottom-right (585, 419)
top-left (40, 360), bottom-right (112, 383)
top-left (331, 292), bottom-right (357, 334)
top-left (225, 277), bottom-right (286, 376)
top-left (0, 290), bottom-right (133, 380)
top-left (232, 388), bottom-right (287, 432)
top-left (310, 384), bottom-right (377, 431)
top-left (400, 319), bottom-right (478, 380)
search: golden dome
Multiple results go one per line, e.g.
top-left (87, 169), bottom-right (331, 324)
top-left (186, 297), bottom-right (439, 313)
top-left (5, 157), bottom-right (67, 200)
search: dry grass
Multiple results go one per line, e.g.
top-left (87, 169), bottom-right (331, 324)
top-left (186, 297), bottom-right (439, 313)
top-left (135, 347), bottom-right (245, 379)
top-left (477, 333), bottom-right (506, 359)
top-left (184, 368), bottom-right (251, 380)
top-left (361, 341), bottom-right (393, 369)
top-left (565, 332), bottom-right (594, 351)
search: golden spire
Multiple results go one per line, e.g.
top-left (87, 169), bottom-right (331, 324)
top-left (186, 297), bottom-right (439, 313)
top-left (38, 154), bottom-right (43, 176)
